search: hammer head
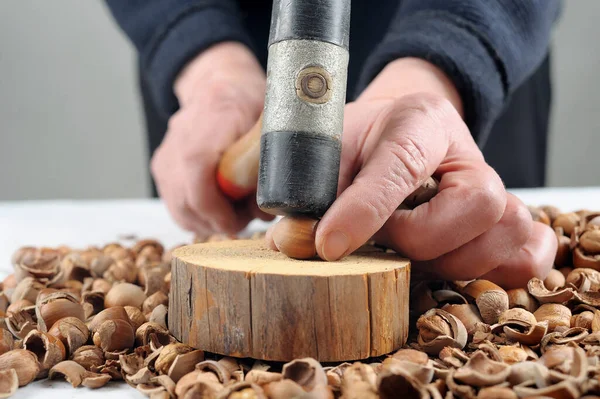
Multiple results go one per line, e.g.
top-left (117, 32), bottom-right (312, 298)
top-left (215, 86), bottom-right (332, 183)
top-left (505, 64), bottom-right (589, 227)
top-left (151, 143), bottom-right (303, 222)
top-left (256, 0), bottom-right (351, 219)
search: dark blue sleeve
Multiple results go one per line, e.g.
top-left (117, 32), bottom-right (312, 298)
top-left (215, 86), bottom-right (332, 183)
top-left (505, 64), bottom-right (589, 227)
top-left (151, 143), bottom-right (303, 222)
top-left (355, 0), bottom-right (563, 146)
top-left (103, 0), bottom-right (255, 119)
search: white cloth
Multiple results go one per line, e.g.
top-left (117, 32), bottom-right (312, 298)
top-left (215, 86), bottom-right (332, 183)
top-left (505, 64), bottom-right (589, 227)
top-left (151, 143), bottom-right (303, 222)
top-left (2, 187), bottom-right (600, 397)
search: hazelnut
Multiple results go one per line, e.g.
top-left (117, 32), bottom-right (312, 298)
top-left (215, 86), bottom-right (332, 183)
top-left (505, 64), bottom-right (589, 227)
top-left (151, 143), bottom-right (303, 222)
top-left (416, 308), bottom-right (467, 355)
top-left (281, 357), bottom-right (327, 392)
top-left (23, 329), bottom-right (66, 375)
top-left (571, 311), bottom-right (595, 330)
top-left (81, 291), bottom-right (105, 319)
top-left (48, 360), bottom-right (88, 387)
top-left (71, 345), bottom-right (105, 371)
top-left (453, 350), bottom-right (510, 387)
top-left (6, 299), bottom-right (34, 315)
top-left (580, 229), bottom-right (600, 254)
top-left (554, 230), bottom-right (571, 267)
top-left (168, 349), bottom-right (205, 383)
top-left (148, 304), bottom-right (168, 329)
top-left (164, 272), bottom-right (171, 293)
top-left (142, 291), bottom-right (168, 315)
top-left (0, 368), bottom-right (18, 397)
top-left (552, 212), bottom-right (580, 236)
top-left (0, 292), bottom-right (8, 314)
top-left (245, 370), bottom-right (283, 386)
top-left (462, 280), bottom-right (508, 324)
top-left (390, 348), bottom-right (429, 365)
top-left (92, 319), bottom-right (135, 352)
top-left (540, 205), bottom-right (561, 224)
top-left (88, 306), bottom-right (132, 334)
top-left (442, 304), bottom-right (484, 338)
top-left (105, 282), bottom-right (146, 309)
top-left (92, 278), bottom-right (113, 294)
top-left (498, 345), bottom-right (527, 364)
top-left (124, 306), bottom-right (147, 331)
top-left (104, 259), bottom-right (138, 284)
top-left (36, 292), bottom-right (85, 331)
top-left (59, 253), bottom-right (91, 282)
top-left (270, 217), bottom-right (318, 260)
top-left (0, 349), bottom-right (40, 386)
top-left (0, 329), bottom-right (14, 355)
top-left (5, 308), bottom-right (37, 339)
top-left (155, 343), bottom-right (194, 375)
top-left (135, 322), bottom-right (172, 347)
top-left (47, 317), bottom-right (89, 356)
top-left (528, 206), bottom-right (550, 225)
top-left (543, 269), bottom-right (565, 291)
top-left (139, 264), bottom-right (169, 296)
top-left (132, 239), bottom-right (164, 257)
top-left (220, 382), bottom-right (267, 399)
top-left (566, 268), bottom-right (600, 291)
top-left (498, 308), bottom-right (537, 326)
top-left (14, 252), bottom-right (62, 284)
top-left (263, 379), bottom-right (306, 399)
top-left (36, 288), bottom-right (59, 304)
top-left (11, 277), bottom-right (44, 304)
top-left (506, 288), bottom-right (538, 313)
top-left (534, 304), bottom-right (572, 332)
top-left (478, 386), bottom-right (518, 399)
top-left (90, 255), bottom-right (114, 278)
top-left (2, 275), bottom-right (17, 300)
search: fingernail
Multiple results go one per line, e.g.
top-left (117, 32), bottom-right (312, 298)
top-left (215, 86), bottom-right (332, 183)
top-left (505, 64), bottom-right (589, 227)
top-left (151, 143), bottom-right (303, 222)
top-left (322, 230), bottom-right (350, 261)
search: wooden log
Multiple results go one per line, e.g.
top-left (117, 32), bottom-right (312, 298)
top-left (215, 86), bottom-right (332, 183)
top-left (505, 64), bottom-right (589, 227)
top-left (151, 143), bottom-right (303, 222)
top-left (169, 239), bottom-right (410, 362)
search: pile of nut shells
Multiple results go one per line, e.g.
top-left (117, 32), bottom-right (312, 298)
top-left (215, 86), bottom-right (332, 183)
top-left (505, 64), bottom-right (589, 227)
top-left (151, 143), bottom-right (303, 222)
top-left (1, 205), bottom-right (600, 398)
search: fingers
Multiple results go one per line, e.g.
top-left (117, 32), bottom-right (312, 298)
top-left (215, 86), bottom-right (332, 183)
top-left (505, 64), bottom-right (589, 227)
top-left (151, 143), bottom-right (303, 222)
top-left (153, 101), bottom-right (263, 235)
top-left (479, 222), bottom-right (557, 289)
top-left (409, 193), bottom-right (533, 281)
top-left (316, 94), bottom-right (503, 262)
top-left (183, 157), bottom-right (243, 234)
top-left (381, 160), bottom-right (506, 260)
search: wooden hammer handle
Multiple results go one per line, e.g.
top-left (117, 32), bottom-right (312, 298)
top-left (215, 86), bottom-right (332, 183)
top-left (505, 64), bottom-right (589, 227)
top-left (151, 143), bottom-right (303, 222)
top-left (216, 114), bottom-right (262, 201)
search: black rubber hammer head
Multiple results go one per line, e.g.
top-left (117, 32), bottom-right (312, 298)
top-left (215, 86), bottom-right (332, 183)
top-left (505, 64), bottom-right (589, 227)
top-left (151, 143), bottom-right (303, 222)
top-left (257, 0), bottom-right (351, 218)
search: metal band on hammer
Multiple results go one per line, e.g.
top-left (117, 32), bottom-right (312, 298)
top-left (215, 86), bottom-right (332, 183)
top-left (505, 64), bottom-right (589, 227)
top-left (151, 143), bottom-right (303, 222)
top-left (257, 0), bottom-right (351, 218)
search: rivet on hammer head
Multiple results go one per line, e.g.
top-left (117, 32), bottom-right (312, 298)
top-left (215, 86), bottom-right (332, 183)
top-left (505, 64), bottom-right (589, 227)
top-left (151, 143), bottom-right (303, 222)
top-left (301, 73), bottom-right (327, 99)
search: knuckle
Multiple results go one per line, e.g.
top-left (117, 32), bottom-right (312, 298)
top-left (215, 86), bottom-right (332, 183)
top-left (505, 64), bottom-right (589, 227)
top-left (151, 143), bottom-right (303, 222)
top-left (468, 175), bottom-right (506, 225)
top-left (514, 247), bottom-right (552, 283)
top-left (202, 80), bottom-right (247, 114)
top-left (397, 92), bottom-right (456, 123)
top-left (166, 109), bottom-right (185, 132)
top-left (387, 136), bottom-right (429, 187)
top-left (502, 199), bottom-right (534, 251)
top-left (150, 149), bottom-right (163, 177)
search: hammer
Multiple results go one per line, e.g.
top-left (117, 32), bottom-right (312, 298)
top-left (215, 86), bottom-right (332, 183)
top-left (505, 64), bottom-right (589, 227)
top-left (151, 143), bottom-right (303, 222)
top-left (216, 0), bottom-right (438, 258)
top-left (216, 0), bottom-right (351, 258)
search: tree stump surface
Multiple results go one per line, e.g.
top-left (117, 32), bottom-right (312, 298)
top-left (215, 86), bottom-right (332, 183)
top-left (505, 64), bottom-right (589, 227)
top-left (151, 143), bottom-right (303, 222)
top-left (169, 239), bottom-right (410, 362)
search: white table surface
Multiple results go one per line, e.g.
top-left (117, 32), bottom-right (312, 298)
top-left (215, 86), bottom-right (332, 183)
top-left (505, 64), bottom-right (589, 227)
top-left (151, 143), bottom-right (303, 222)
top-left (2, 186), bottom-right (600, 398)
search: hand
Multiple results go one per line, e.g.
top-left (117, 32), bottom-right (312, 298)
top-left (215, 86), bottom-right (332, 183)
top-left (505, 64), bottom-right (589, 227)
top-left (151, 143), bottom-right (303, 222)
top-left (151, 42), bottom-right (273, 238)
top-left (312, 58), bottom-right (556, 288)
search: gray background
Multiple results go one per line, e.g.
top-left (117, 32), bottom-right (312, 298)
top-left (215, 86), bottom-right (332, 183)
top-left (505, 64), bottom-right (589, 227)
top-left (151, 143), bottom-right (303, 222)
top-left (0, 1), bottom-right (598, 201)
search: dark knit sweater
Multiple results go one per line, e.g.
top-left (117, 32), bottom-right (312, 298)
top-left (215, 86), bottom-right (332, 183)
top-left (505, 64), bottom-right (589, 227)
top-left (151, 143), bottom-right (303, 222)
top-left (104, 0), bottom-right (562, 189)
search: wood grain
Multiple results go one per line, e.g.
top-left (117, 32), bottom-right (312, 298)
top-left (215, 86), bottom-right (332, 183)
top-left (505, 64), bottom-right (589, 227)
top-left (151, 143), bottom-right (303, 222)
top-left (169, 239), bottom-right (410, 362)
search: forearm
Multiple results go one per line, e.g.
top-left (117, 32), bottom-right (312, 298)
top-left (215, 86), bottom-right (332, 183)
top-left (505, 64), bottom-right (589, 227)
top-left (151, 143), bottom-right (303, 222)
top-left (103, 1), bottom-right (256, 118)
top-left (355, 0), bottom-right (562, 145)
